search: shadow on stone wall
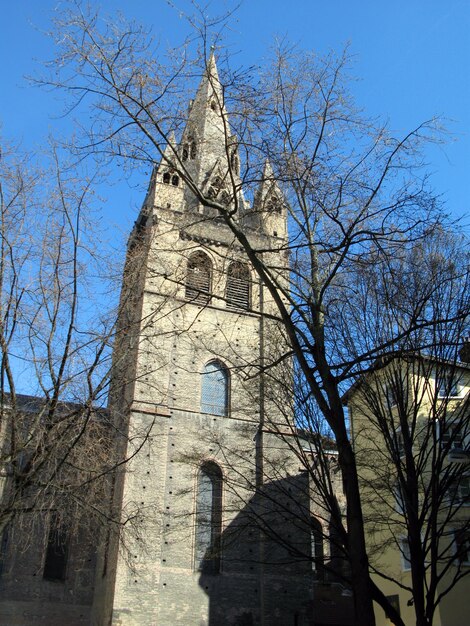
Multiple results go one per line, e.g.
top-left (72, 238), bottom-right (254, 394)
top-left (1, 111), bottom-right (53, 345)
top-left (198, 472), bottom-right (354, 626)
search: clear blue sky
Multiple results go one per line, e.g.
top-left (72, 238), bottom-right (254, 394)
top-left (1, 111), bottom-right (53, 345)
top-left (1, 0), bottom-right (469, 229)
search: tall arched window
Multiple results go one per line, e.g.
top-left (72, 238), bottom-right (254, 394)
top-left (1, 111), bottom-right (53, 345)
top-left (201, 360), bottom-right (229, 416)
top-left (195, 462), bottom-right (222, 574)
top-left (311, 517), bottom-right (324, 581)
top-left (185, 251), bottom-right (212, 304)
top-left (226, 262), bottom-right (250, 310)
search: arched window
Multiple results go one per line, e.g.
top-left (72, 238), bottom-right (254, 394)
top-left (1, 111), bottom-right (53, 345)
top-left (195, 462), bottom-right (222, 574)
top-left (207, 175), bottom-right (224, 200)
top-left (201, 360), bottom-right (229, 416)
top-left (171, 174), bottom-right (179, 186)
top-left (311, 517), bottom-right (324, 581)
top-left (43, 514), bottom-right (69, 582)
top-left (185, 251), bottom-right (212, 304)
top-left (265, 193), bottom-right (282, 213)
top-left (190, 140), bottom-right (197, 159)
top-left (182, 143), bottom-right (189, 162)
top-left (226, 262), bottom-right (250, 310)
top-left (162, 171), bottom-right (171, 184)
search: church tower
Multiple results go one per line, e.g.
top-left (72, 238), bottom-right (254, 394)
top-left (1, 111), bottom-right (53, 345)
top-left (93, 56), bottom-right (314, 626)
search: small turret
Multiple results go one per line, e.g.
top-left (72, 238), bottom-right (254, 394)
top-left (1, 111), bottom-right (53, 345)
top-left (148, 133), bottom-right (185, 213)
top-left (247, 160), bottom-right (288, 240)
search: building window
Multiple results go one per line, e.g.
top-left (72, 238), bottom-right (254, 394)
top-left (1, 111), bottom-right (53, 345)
top-left (182, 143), bottom-right (189, 162)
top-left (454, 528), bottom-right (470, 565)
top-left (207, 175), bottom-right (224, 201)
top-left (226, 262), bottom-right (251, 310)
top-left (395, 429), bottom-right (405, 458)
top-left (201, 360), bottom-right (229, 416)
top-left (437, 374), bottom-right (459, 398)
top-left (311, 517), bottom-right (324, 581)
top-left (185, 251), bottom-right (212, 304)
top-left (393, 481), bottom-right (405, 515)
top-left (195, 462), bottom-right (222, 574)
top-left (43, 515), bottom-right (68, 582)
top-left (171, 174), bottom-right (179, 186)
top-left (448, 475), bottom-right (470, 506)
top-left (163, 171), bottom-right (171, 184)
top-left (265, 193), bottom-right (282, 213)
top-left (440, 422), bottom-right (464, 451)
top-left (385, 595), bottom-right (401, 619)
top-left (190, 141), bottom-right (197, 159)
top-left (400, 537), bottom-right (411, 571)
top-left (0, 525), bottom-right (9, 578)
top-left (384, 384), bottom-right (397, 408)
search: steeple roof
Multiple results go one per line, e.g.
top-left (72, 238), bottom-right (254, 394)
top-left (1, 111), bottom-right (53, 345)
top-left (180, 54), bottom-right (232, 190)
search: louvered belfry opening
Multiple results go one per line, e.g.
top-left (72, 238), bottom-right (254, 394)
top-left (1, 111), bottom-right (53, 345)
top-left (226, 262), bottom-right (250, 310)
top-left (185, 251), bottom-right (212, 304)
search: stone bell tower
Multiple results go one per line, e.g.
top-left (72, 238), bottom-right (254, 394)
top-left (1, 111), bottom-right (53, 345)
top-left (92, 55), bottom-right (314, 626)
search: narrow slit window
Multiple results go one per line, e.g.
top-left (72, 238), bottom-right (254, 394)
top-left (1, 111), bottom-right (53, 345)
top-left (226, 262), bottom-right (250, 310)
top-left (311, 517), bottom-right (324, 580)
top-left (185, 251), bottom-right (212, 304)
top-left (43, 514), bottom-right (68, 582)
top-left (195, 462), bottom-right (222, 574)
top-left (201, 361), bottom-right (229, 416)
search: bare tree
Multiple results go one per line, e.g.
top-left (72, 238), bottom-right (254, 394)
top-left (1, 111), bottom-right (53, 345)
top-left (344, 229), bottom-right (470, 626)
top-left (0, 141), bottom-right (125, 545)
top-left (33, 3), bottom-right (469, 625)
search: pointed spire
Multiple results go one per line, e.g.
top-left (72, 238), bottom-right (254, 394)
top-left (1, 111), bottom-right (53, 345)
top-left (254, 159), bottom-right (281, 210)
top-left (248, 160), bottom-right (287, 239)
top-left (158, 132), bottom-right (177, 172)
top-left (179, 54), bottom-right (230, 190)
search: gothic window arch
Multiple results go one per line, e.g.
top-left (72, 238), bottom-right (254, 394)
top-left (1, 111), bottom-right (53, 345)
top-left (182, 136), bottom-right (197, 162)
top-left (226, 262), bottom-right (251, 310)
top-left (43, 514), bottom-right (69, 582)
top-left (201, 360), bottom-right (229, 416)
top-left (163, 171), bottom-right (179, 186)
top-left (208, 175), bottom-right (223, 199)
top-left (311, 517), bottom-right (324, 581)
top-left (195, 461), bottom-right (223, 574)
top-left (185, 251), bottom-right (212, 304)
top-left (265, 193), bottom-right (282, 213)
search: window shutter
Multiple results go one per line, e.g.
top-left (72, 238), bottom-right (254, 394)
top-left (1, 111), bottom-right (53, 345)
top-left (186, 252), bottom-right (212, 304)
top-left (226, 263), bottom-right (250, 310)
